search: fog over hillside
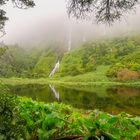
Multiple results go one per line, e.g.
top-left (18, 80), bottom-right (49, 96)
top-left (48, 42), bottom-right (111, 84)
top-left (1, 0), bottom-right (140, 47)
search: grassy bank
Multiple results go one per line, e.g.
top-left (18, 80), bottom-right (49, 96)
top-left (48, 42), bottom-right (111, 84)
top-left (1, 93), bottom-right (140, 140)
top-left (0, 77), bottom-right (49, 85)
top-left (50, 66), bottom-right (140, 88)
top-left (1, 77), bottom-right (140, 88)
top-left (50, 80), bottom-right (140, 88)
top-left (0, 66), bottom-right (140, 87)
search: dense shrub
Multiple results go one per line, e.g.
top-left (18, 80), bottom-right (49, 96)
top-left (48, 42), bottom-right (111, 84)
top-left (107, 61), bottom-right (140, 79)
top-left (106, 63), bottom-right (125, 78)
top-left (58, 36), bottom-right (140, 77)
top-left (1, 94), bottom-right (140, 140)
top-left (126, 62), bottom-right (140, 71)
top-left (0, 93), bottom-right (27, 139)
top-left (18, 98), bottom-right (140, 140)
top-left (117, 68), bottom-right (140, 81)
top-left (0, 46), bottom-right (8, 57)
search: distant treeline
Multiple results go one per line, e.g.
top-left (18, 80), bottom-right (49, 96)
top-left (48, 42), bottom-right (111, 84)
top-left (57, 36), bottom-right (140, 81)
top-left (0, 43), bottom-right (65, 78)
top-left (1, 36), bottom-right (140, 80)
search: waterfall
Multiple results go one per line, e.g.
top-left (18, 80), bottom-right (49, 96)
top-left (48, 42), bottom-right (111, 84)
top-left (49, 21), bottom-right (72, 77)
top-left (49, 60), bottom-right (59, 77)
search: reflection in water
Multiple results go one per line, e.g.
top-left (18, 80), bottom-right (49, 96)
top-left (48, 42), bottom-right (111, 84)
top-left (5, 84), bottom-right (140, 115)
top-left (49, 84), bottom-right (61, 102)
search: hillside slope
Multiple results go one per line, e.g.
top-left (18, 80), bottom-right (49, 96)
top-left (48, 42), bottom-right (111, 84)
top-left (56, 36), bottom-right (140, 81)
top-left (0, 43), bottom-right (66, 78)
top-left (1, 36), bottom-right (140, 80)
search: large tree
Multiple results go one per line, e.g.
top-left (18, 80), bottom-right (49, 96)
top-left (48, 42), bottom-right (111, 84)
top-left (67, 0), bottom-right (139, 23)
top-left (0, 0), bottom-right (139, 35)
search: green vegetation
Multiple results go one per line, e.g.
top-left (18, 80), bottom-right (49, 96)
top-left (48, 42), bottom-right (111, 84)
top-left (0, 78), bottom-right (49, 85)
top-left (1, 0), bottom-right (140, 139)
top-left (0, 93), bottom-right (140, 140)
top-left (1, 78), bottom-right (140, 116)
top-left (0, 43), bottom-right (65, 78)
top-left (0, 45), bottom-right (35, 78)
top-left (33, 44), bottom-right (65, 78)
top-left (55, 65), bottom-right (110, 82)
top-left (1, 36), bottom-right (140, 82)
top-left (1, 36), bottom-right (140, 139)
top-left (57, 36), bottom-right (140, 81)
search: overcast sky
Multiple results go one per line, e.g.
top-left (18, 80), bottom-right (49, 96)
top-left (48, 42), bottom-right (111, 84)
top-left (1, 0), bottom-right (140, 46)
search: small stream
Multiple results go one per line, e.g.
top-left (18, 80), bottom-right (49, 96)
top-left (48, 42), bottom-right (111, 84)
top-left (3, 84), bottom-right (140, 115)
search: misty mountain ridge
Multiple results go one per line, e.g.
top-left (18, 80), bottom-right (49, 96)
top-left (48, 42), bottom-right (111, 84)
top-left (1, 35), bottom-right (140, 81)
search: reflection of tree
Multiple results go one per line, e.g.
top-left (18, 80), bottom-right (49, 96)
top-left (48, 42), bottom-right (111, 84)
top-left (81, 94), bottom-right (91, 105)
top-left (57, 86), bottom-right (140, 115)
top-left (56, 86), bottom-right (97, 109)
top-left (7, 84), bottom-right (140, 115)
top-left (8, 84), bottom-right (54, 103)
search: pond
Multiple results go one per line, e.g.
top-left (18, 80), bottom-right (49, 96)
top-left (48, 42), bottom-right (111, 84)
top-left (4, 84), bottom-right (140, 115)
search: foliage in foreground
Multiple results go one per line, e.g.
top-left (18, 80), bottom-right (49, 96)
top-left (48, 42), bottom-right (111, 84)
top-left (0, 93), bottom-right (140, 140)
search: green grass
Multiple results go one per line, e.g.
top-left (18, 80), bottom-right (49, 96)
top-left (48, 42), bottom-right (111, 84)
top-left (0, 73), bottom-right (140, 89)
top-left (0, 65), bottom-right (140, 88)
top-left (0, 77), bottom-right (49, 85)
top-left (50, 65), bottom-right (140, 88)
top-left (56, 65), bottom-right (110, 82)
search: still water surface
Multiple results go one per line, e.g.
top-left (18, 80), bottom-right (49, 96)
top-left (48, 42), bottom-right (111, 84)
top-left (6, 84), bottom-right (140, 115)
